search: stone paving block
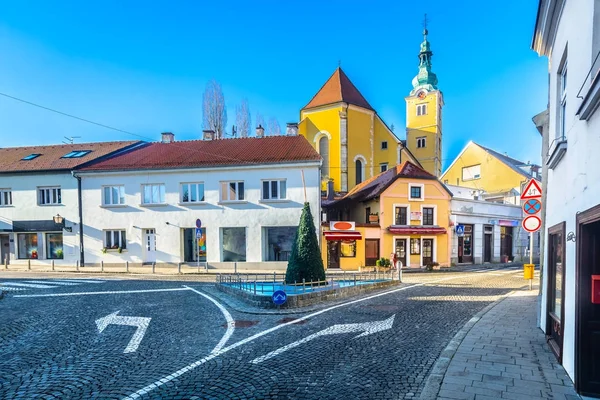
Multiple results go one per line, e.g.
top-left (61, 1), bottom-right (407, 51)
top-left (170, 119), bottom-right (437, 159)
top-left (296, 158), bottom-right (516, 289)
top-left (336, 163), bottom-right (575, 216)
top-left (471, 380), bottom-right (507, 392)
top-left (441, 383), bottom-right (467, 392)
top-left (501, 391), bottom-right (546, 400)
top-left (505, 384), bottom-right (543, 396)
top-left (482, 374), bottom-right (514, 385)
top-left (447, 371), bottom-right (484, 381)
top-left (437, 389), bottom-right (476, 400)
top-left (442, 376), bottom-right (478, 387)
top-left (464, 385), bottom-right (502, 397)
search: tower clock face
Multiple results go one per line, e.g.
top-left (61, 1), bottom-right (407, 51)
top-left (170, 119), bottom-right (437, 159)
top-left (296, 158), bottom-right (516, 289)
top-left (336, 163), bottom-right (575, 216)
top-left (417, 90), bottom-right (427, 99)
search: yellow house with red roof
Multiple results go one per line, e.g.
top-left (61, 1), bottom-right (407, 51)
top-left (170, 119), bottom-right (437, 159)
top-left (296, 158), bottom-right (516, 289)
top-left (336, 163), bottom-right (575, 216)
top-left (321, 161), bottom-right (452, 270)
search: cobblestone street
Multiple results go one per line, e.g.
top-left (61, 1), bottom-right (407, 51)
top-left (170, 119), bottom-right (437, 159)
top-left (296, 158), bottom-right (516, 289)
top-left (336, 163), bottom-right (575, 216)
top-left (0, 266), bottom-right (533, 399)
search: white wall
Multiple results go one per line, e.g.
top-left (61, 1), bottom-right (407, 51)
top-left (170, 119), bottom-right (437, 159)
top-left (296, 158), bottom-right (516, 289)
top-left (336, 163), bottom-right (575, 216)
top-left (539, 0), bottom-right (600, 382)
top-left (0, 172), bottom-right (80, 265)
top-left (79, 163), bottom-right (320, 266)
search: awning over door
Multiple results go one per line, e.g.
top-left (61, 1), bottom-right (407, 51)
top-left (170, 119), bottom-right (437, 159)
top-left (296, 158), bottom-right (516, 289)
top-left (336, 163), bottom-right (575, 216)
top-left (324, 231), bottom-right (363, 241)
top-left (12, 220), bottom-right (62, 232)
top-left (387, 226), bottom-right (447, 235)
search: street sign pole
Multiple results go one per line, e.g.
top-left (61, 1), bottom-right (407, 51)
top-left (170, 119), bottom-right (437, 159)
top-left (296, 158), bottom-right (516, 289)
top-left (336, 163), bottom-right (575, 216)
top-left (529, 232), bottom-right (533, 290)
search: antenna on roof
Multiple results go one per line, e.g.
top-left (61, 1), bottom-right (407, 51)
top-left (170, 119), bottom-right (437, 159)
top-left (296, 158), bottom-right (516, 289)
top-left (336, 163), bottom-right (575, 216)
top-left (63, 136), bottom-right (81, 144)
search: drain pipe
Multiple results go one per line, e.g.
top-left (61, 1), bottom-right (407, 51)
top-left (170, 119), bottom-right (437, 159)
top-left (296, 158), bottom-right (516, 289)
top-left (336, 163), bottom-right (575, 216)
top-left (73, 172), bottom-right (85, 267)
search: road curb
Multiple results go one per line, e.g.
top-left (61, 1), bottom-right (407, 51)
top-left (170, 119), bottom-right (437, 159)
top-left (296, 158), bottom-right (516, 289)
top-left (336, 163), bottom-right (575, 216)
top-left (417, 289), bottom-right (520, 400)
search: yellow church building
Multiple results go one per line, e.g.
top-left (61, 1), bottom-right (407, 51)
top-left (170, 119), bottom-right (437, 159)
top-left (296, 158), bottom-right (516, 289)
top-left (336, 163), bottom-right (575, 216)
top-left (298, 27), bottom-right (444, 193)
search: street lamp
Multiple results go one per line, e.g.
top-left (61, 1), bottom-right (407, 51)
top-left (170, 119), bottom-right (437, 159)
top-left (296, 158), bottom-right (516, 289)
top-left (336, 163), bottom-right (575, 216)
top-left (53, 214), bottom-right (64, 226)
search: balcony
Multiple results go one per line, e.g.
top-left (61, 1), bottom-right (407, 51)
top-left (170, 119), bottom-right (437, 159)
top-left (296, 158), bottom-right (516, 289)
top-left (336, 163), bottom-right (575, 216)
top-left (546, 136), bottom-right (567, 169)
top-left (577, 51), bottom-right (600, 120)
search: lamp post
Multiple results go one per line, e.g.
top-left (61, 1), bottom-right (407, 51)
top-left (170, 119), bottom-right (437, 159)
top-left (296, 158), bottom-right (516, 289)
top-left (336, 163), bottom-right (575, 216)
top-left (53, 214), bottom-right (64, 227)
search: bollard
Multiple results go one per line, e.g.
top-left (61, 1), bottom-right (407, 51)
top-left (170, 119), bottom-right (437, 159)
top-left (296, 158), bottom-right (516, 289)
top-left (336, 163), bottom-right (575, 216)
top-left (354, 274), bottom-right (357, 286)
top-left (28, 259), bottom-right (31, 270)
top-left (178, 262), bottom-right (181, 274)
top-left (52, 260), bottom-right (55, 271)
top-left (152, 262), bottom-right (156, 274)
top-left (254, 281), bottom-right (257, 295)
top-left (234, 262), bottom-right (237, 274)
top-left (126, 261), bottom-right (129, 273)
top-left (4, 254), bottom-right (8, 269)
top-left (101, 260), bottom-right (104, 272)
top-left (273, 271), bottom-right (276, 283)
top-left (303, 278), bottom-right (306, 293)
top-left (76, 260), bottom-right (79, 271)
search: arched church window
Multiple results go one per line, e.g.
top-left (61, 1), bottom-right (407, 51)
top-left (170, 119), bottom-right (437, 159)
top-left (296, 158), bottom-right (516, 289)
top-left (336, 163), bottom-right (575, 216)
top-left (356, 159), bottom-right (363, 185)
top-left (319, 136), bottom-right (329, 177)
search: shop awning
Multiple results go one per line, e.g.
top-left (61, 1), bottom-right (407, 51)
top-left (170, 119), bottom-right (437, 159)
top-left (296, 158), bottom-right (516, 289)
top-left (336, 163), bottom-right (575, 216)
top-left (387, 226), bottom-right (447, 235)
top-left (12, 220), bottom-right (62, 232)
top-left (324, 231), bottom-right (362, 241)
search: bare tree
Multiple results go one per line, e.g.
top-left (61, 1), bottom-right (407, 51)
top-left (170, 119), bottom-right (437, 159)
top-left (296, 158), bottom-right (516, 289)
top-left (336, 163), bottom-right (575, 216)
top-left (235, 99), bottom-right (252, 138)
top-left (267, 117), bottom-right (281, 136)
top-left (202, 79), bottom-right (227, 139)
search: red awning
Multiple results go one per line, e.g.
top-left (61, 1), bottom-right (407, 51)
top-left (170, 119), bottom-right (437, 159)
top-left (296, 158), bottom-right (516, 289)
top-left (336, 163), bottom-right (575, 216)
top-left (324, 231), bottom-right (363, 241)
top-left (387, 226), bottom-right (447, 235)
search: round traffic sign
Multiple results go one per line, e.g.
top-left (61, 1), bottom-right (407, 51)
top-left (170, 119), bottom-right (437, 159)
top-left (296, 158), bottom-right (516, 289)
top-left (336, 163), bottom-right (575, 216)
top-left (272, 290), bottom-right (287, 305)
top-left (196, 219), bottom-right (202, 229)
top-left (522, 215), bottom-right (542, 233)
top-left (523, 199), bottom-right (542, 215)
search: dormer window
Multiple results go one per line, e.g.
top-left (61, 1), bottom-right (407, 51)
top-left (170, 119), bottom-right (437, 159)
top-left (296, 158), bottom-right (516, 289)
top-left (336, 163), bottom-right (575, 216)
top-left (62, 150), bottom-right (91, 158)
top-left (22, 153), bottom-right (41, 160)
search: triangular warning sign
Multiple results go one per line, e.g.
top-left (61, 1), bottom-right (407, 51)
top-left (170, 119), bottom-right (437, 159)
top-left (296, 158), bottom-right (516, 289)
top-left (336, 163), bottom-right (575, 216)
top-left (521, 179), bottom-right (542, 200)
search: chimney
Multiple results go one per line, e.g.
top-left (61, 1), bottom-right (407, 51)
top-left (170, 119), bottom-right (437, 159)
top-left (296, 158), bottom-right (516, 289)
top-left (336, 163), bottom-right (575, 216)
top-left (327, 180), bottom-right (334, 201)
top-left (286, 122), bottom-right (298, 136)
top-left (256, 124), bottom-right (265, 138)
top-left (203, 129), bottom-right (215, 140)
top-left (161, 132), bottom-right (175, 143)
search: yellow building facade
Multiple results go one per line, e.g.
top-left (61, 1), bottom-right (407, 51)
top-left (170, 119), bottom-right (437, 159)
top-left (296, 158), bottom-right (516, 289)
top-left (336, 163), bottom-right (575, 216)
top-left (298, 68), bottom-right (420, 193)
top-left (321, 161), bottom-right (452, 270)
top-left (441, 141), bottom-right (541, 197)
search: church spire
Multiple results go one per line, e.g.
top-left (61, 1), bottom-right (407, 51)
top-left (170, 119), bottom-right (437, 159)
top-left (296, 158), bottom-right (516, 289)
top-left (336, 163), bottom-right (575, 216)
top-left (410, 14), bottom-right (439, 95)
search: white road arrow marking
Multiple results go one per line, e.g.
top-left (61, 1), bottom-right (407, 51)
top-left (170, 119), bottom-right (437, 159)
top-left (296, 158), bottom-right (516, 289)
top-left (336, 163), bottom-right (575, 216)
top-left (250, 314), bottom-right (396, 364)
top-left (95, 311), bottom-right (151, 353)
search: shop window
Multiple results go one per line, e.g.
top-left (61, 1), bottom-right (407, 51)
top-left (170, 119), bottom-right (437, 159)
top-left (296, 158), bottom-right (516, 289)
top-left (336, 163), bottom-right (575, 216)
top-left (264, 226), bottom-right (296, 261)
top-left (103, 185), bottom-right (125, 206)
top-left (221, 181), bottom-right (244, 202)
top-left (183, 228), bottom-right (206, 262)
top-left (423, 207), bottom-right (434, 225)
top-left (142, 184), bottom-right (165, 204)
top-left (46, 233), bottom-right (63, 259)
top-left (181, 183), bottom-right (205, 203)
top-left (410, 238), bottom-right (421, 255)
top-left (38, 187), bottom-right (61, 205)
top-left (222, 227), bottom-right (246, 262)
top-left (340, 241), bottom-right (356, 257)
top-left (18, 233), bottom-right (38, 259)
top-left (0, 189), bottom-right (12, 206)
top-left (262, 180), bottom-right (287, 200)
top-left (104, 230), bottom-right (127, 250)
top-left (395, 207), bottom-right (407, 225)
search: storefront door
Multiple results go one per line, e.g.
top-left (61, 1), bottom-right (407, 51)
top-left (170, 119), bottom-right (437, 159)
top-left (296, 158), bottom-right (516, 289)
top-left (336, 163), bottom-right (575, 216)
top-left (576, 206), bottom-right (600, 397)
top-left (422, 239), bottom-right (433, 265)
top-left (0, 235), bottom-right (9, 264)
top-left (144, 229), bottom-right (156, 264)
top-left (327, 241), bottom-right (340, 269)
top-left (458, 225), bottom-right (473, 263)
top-left (365, 239), bottom-right (379, 267)
top-left (546, 222), bottom-right (565, 362)
top-left (394, 239), bottom-right (407, 267)
top-left (484, 233), bottom-right (492, 263)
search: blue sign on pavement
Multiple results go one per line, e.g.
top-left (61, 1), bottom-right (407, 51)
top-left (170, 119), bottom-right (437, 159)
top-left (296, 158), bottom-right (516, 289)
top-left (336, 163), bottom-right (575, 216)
top-left (455, 224), bottom-right (465, 236)
top-left (272, 290), bottom-right (287, 305)
top-left (195, 228), bottom-right (202, 238)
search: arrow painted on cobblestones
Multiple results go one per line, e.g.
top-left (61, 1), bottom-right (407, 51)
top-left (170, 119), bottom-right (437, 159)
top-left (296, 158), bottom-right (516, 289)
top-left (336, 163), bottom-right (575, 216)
top-left (95, 311), bottom-right (151, 353)
top-left (251, 314), bottom-right (395, 364)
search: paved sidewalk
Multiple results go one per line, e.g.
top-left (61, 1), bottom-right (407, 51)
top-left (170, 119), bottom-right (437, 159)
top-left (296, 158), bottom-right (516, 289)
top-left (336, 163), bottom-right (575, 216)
top-left (430, 289), bottom-right (580, 400)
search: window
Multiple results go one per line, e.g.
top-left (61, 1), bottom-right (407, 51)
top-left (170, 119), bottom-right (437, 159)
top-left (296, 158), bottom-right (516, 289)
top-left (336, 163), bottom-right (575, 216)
top-left (416, 104), bottom-right (427, 116)
top-left (340, 241), bottom-right (356, 257)
top-left (558, 62), bottom-right (567, 139)
top-left (264, 226), bottom-right (296, 261)
top-left (262, 180), bottom-right (286, 200)
top-left (410, 238), bottom-right (421, 255)
top-left (46, 233), bottom-right (63, 259)
top-left (380, 163), bottom-right (388, 173)
top-left (423, 207), bottom-right (434, 225)
top-left (222, 227), bottom-right (246, 262)
top-left (181, 183), bottom-right (205, 203)
top-left (18, 233), bottom-right (38, 259)
top-left (462, 164), bottom-right (481, 181)
top-left (381, 141), bottom-right (388, 150)
top-left (417, 137), bottom-right (426, 148)
top-left (221, 181), bottom-right (244, 201)
top-left (319, 136), bottom-right (329, 177)
top-left (355, 159), bottom-right (363, 184)
top-left (395, 206), bottom-right (407, 225)
top-left (104, 230), bottom-right (127, 250)
top-left (142, 184), bottom-right (165, 204)
top-left (38, 187), bottom-right (61, 205)
top-left (103, 185), bottom-right (125, 206)
top-left (62, 150), bottom-right (91, 158)
top-left (365, 207), bottom-right (371, 224)
top-left (410, 185), bottom-right (422, 199)
top-left (21, 153), bottom-right (41, 160)
top-left (0, 189), bottom-right (12, 206)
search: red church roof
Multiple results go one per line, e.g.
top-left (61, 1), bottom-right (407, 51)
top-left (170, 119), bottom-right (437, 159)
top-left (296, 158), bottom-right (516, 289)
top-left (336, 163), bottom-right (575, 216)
top-left (303, 68), bottom-right (374, 111)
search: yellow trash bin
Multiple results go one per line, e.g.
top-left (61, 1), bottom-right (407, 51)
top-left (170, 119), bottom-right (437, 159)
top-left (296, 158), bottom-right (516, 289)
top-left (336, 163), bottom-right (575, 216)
top-left (524, 264), bottom-right (535, 280)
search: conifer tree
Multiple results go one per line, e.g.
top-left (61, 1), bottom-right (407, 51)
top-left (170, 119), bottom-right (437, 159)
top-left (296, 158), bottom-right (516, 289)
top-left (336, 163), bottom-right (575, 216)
top-left (285, 202), bottom-right (326, 284)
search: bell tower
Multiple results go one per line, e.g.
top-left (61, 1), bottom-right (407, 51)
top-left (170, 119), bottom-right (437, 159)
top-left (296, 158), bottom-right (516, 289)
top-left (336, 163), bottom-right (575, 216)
top-left (405, 16), bottom-right (444, 177)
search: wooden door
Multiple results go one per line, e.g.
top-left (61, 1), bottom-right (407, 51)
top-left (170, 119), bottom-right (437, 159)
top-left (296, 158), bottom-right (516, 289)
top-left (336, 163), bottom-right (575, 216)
top-left (394, 239), bottom-right (407, 267)
top-left (422, 239), bottom-right (433, 265)
top-left (576, 210), bottom-right (600, 397)
top-left (365, 239), bottom-right (379, 266)
top-left (327, 241), bottom-right (340, 269)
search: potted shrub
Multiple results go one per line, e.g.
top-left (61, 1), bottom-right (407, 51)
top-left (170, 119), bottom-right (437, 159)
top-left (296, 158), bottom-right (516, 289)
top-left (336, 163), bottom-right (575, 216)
top-left (117, 247), bottom-right (123, 254)
top-left (425, 262), bottom-right (440, 271)
top-left (55, 248), bottom-right (64, 259)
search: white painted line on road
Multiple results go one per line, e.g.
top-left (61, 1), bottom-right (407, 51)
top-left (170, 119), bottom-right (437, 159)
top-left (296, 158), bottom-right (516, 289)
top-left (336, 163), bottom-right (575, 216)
top-left (96, 311), bottom-right (151, 353)
top-left (25, 280), bottom-right (81, 286)
top-left (14, 287), bottom-right (189, 298)
top-left (1, 282), bottom-right (56, 289)
top-left (52, 279), bottom-right (107, 284)
top-left (0, 286), bottom-right (28, 291)
top-left (183, 286), bottom-right (235, 355)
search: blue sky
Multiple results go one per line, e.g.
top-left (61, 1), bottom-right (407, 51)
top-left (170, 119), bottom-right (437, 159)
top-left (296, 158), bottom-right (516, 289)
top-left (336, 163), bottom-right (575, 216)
top-left (0, 0), bottom-right (547, 169)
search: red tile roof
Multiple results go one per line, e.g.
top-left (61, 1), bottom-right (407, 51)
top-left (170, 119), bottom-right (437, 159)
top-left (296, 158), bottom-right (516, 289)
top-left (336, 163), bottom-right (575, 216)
top-left (0, 141), bottom-right (141, 173)
top-left (303, 68), bottom-right (374, 111)
top-left (80, 136), bottom-right (322, 171)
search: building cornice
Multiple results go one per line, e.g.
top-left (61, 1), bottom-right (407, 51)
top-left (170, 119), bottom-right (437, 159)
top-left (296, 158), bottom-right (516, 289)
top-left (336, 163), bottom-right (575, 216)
top-left (531, 0), bottom-right (566, 56)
